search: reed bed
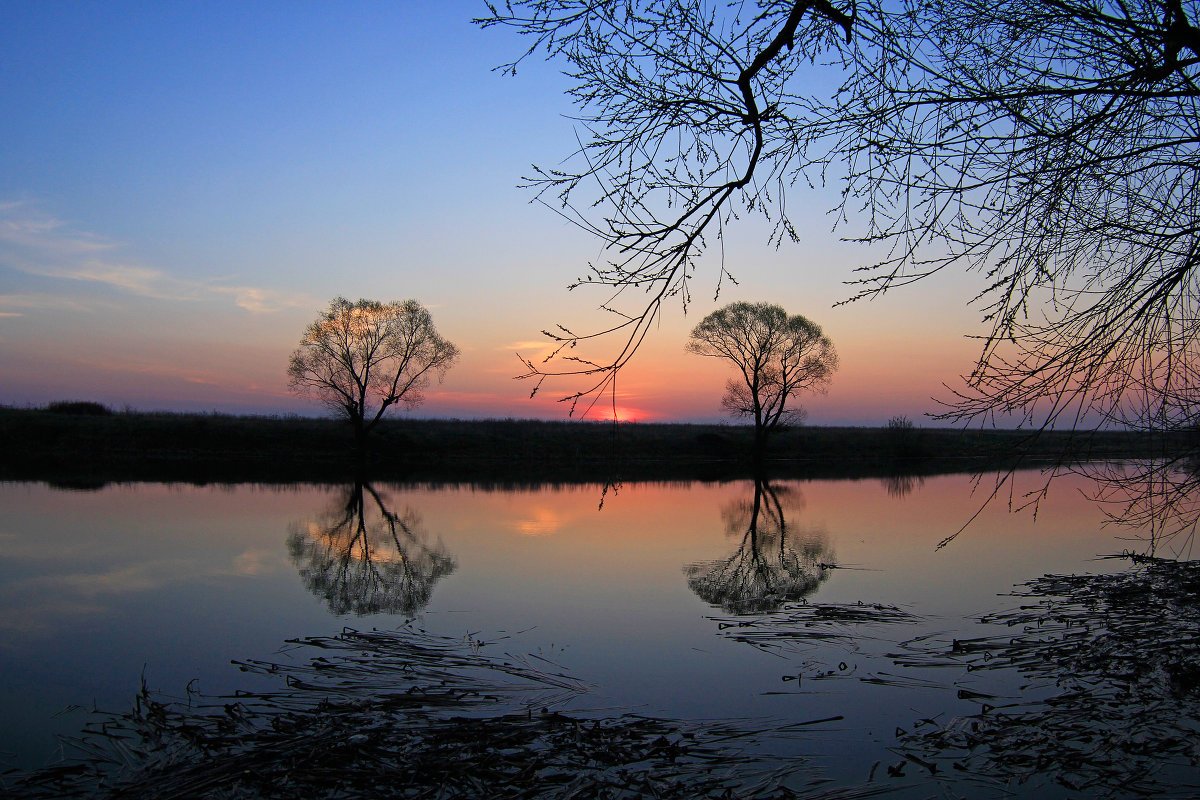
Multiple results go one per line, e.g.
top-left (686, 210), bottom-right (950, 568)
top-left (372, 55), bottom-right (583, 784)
top-left (701, 565), bottom-right (1200, 796)
top-left (14, 559), bottom-right (1196, 797)
top-left (888, 557), bottom-right (1200, 797)
top-left (3, 625), bottom-right (884, 800)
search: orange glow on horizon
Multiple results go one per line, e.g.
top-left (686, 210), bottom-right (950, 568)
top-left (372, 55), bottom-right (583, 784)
top-left (2, 298), bottom-right (988, 424)
top-left (584, 404), bottom-right (650, 423)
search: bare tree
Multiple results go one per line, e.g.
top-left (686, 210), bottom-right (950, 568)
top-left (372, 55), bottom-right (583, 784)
top-left (288, 297), bottom-right (459, 453)
top-left (476, 0), bottom-right (1200, 437)
top-left (477, 0), bottom-right (853, 414)
top-left (687, 301), bottom-right (837, 460)
top-left (834, 0), bottom-right (1200, 438)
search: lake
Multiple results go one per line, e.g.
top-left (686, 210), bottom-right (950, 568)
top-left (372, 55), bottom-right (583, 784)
top-left (1, 470), bottom-right (1197, 797)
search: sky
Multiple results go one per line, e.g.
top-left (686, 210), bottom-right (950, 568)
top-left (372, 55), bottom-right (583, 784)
top-left (0, 1), bottom-right (993, 426)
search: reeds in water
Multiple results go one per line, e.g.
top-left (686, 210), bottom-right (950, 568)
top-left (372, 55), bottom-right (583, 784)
top-left (4, 624), bottom-right (876, 799)
top-left (888, 557), bottom-right (1200, 797)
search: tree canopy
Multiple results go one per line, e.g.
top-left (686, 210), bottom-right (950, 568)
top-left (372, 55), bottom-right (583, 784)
top-left (288, 297), bottom-right (458, 449)
top-left (687, 301), bottom-right (837, 456)
top-left (478, 0), bottom-right (1200, 433)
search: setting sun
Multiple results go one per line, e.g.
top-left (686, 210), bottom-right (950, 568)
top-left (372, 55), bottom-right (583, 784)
top-left (585, 405), bottom-right (648, 423)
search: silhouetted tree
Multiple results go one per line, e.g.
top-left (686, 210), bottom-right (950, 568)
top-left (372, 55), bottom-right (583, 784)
top-left (287, 482), bottom-right (456, 616)
top-left (288, 297), bottom-right (458, 455)
top-left (477, 1), bottom-right (1200, 437)
top-left (685, 477), bottom-right (832, 613)
top-left (687, 302), bottom-right (836, 461)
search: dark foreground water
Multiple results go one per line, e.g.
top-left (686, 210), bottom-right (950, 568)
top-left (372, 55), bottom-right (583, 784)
top-left (1, 471), bottom-right (1196, 797)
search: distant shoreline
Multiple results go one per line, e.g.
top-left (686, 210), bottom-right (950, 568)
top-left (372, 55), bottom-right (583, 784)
top-left (0, 406), bottom-right (1176, 486)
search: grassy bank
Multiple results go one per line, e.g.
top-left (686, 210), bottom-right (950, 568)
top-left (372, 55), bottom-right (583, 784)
top-left (0, 405), bottom-right (1175, 485)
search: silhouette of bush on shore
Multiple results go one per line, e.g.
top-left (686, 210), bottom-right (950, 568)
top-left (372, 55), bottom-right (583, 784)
top-left (44, 401), bottom-right (113, 416)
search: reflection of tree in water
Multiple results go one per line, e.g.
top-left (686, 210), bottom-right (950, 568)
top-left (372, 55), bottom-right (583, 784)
top-left (1083, 459), bottom-right (1198, 559)
top-left (879, 473), bottom-right (923, 499)
top-left (684, 478), bottom-right (832, 613)
top-left (287, 482), bottom-right (455, 616)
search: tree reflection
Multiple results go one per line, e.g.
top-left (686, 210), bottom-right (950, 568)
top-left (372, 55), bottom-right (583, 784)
top-left (880, 472), bottom-right (923, 499)
top-left (684, 478), bottom-right (832, 613)
top-left (1083, 459), bottom-right (1199, 559)
top-left (287, 482), bottom-right (456, 616)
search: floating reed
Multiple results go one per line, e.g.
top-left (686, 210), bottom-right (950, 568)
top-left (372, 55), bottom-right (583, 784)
top-left (710, 601), bottom-right (924, 659)
top-left (3, 624), bottom-right (879, 799)
top-left (888, 557), bottom-right (1200, 797)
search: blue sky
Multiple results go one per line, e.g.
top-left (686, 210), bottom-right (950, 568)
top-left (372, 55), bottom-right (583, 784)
top-left (0, 1), bottom-right (987, 424)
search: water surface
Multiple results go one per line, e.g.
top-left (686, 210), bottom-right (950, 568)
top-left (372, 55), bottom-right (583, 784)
top-left (0, 471), bottom-right (1187, 795)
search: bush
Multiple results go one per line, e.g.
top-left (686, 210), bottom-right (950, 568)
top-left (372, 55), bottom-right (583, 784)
top-left (884, 414), bottom-right (923, 460)
top-left (45, 401), bottom-right (113, 416)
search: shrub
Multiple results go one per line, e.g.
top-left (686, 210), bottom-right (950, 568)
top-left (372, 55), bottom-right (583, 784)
top-left (884, 414), bottom-right (922, 460)
top-left (45, 401), bottom-right (113, 416)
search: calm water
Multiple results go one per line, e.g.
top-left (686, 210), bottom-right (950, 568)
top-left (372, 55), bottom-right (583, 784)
top-left (0, 471), bottom-right (1191, 795)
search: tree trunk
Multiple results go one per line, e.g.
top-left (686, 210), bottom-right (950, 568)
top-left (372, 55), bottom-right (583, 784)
top-left (352, 415), bottom-right (369, 467)
top-left (752, 422), bottom-right (768, 467)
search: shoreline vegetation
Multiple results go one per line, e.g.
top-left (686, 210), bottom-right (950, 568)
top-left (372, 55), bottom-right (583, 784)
top-left (0, 403), bottom-right (1178, 486)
